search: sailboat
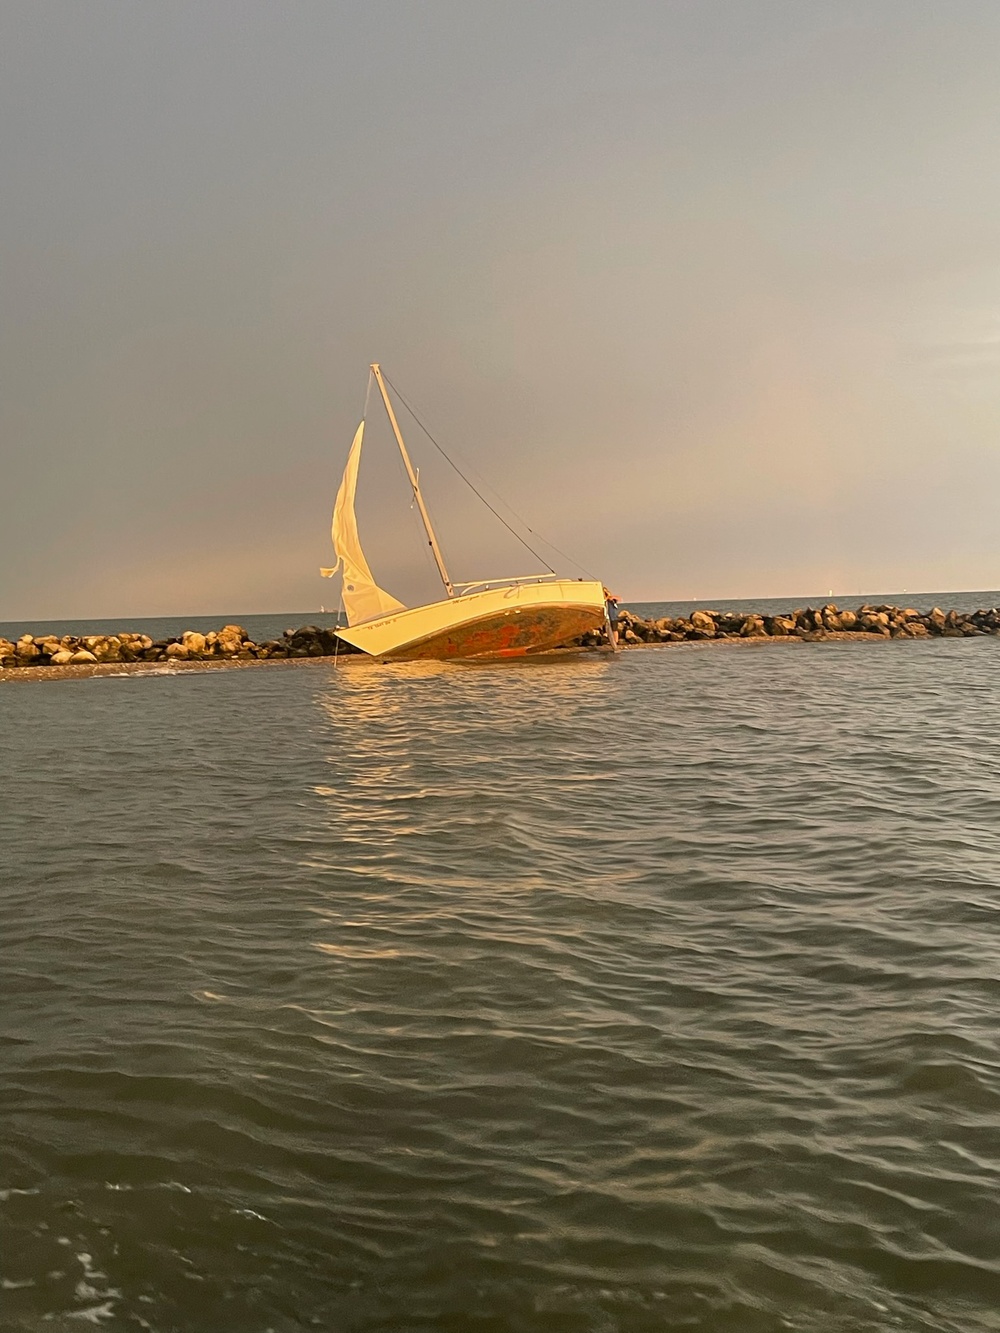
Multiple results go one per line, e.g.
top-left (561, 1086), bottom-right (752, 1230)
top-left (321, 365), bottom-right (609, 660)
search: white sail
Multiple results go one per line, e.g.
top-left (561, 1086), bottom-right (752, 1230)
top-left (320, 421), bottom-right (406, 625)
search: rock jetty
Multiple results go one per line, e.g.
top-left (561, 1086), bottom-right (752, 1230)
top-left (0, 624), bottom-right (361, 672)
top-left (577, 602), bottom-right (1000, 646)
top-left (1, 605), bottom-right (998, 675)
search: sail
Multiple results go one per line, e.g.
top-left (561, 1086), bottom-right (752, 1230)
top-left (320, 421), bottom-right (406, 625)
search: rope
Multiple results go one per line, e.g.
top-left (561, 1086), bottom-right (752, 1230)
top-left (383, 373), bottom-right (567, 576)
top-left (332, 586), bottom-right (344, 669)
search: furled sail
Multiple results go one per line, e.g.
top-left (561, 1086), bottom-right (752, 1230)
top-left (320, 421), bottom-right (406, 625)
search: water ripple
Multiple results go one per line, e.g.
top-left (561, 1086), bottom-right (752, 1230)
top-left (2, 641), bottom-right (1000, 1329)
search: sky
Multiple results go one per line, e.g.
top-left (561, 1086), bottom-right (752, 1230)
top-left (3, 0), bottom-right (1000, 619)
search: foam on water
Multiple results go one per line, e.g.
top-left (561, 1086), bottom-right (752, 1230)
top-left (2, 635), bottom-right (999, 1331)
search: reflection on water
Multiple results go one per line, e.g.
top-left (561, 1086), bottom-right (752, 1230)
top-left (320, 651), bottom-right (614, 721)
top-left (313, 656), bottom-right (616, 861)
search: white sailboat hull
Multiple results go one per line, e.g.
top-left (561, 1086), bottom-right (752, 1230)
top-left (334, 579), bottom-right (607, 660)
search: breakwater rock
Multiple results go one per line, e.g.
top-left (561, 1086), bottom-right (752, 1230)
top-left (0, 623), bottom-right (362, 671)
top-left (2, 605), bottom-right (998, 674)
top-left (578, 602), bottom-right (1000, 646)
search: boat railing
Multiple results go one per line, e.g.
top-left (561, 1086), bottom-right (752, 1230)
top-left (454, 574), bottom-right (560, 595)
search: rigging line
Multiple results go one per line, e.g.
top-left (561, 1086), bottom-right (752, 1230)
top-left (333, 587), bottom-right (344, 668)
top-left (382, 373), bottom-right (557, 576)
top-left (384, 373), bottom-right (600, 581)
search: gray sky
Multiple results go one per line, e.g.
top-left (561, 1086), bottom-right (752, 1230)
top-left (3, 0), bottom-right (1000, 619)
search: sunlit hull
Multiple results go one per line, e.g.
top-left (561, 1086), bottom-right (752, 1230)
top-left (335, 579), bottom-right (607, 660)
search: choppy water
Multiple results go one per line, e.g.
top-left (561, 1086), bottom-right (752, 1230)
top-left (2, 624), bottom-right (1000, 1331)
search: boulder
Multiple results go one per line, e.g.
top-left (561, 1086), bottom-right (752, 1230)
top-left (182, 631), bottom-right (208, 656)
top-left (69, 650), bottom-right (97, 663)
top-left (214, 625), bottom-right (247, 656)
top-left (49, 650), bottom-right (75, 664)
top-left (165, 642), bottom-right (189, 660)
top-left (92, 636), bottom-right (122, 662)
top-left (768, 616), bottom-right (797, 636)
top-left (716, 614), bottom-right (746, 635)
top-left (688, 610), bottom-right (720, 637)
top-left (740, 615), bottom-right (767, 637)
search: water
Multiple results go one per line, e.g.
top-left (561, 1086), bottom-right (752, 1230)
top-left (2, 623), bottom-right (1000, 1331)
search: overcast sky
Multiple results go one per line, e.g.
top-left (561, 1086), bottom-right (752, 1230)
top-left (3, 0), bottom-right (1000, 619)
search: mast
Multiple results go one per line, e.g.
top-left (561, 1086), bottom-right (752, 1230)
top-left (370, 363), bottom-right (454, 598)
